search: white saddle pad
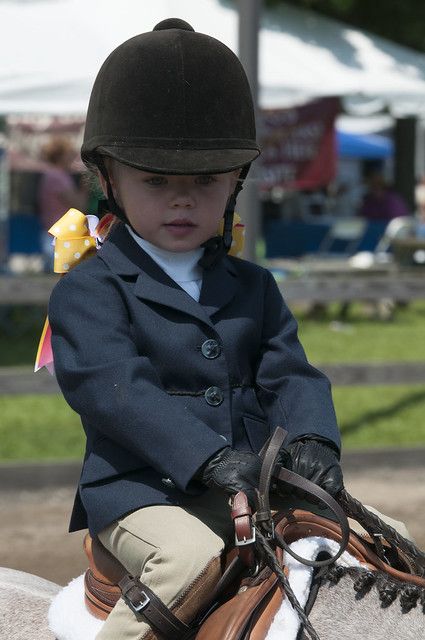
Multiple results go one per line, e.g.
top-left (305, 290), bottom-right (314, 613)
top-left (48, 574), bottom-right (104, 640)
top-left (48, 537), bottom-right (362, 640)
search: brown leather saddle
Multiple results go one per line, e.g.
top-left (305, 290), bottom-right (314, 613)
top-left (83, 428), bottom-right (425, 640)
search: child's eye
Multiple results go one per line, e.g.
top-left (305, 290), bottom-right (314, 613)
top-left (195, 175), bottom-right (217, 185)
top-left (145, 176), bottom-right (167, 186)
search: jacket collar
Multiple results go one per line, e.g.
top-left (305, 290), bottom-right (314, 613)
top-left (98, 223), bottom-right (238, 324)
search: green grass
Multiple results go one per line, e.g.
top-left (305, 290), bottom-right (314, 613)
top-left (0, 395), bottom-right (83, 460)
top-left (296, 301), bottom-right (425, 363)
top-left (1, 384), bottom-right (425, 461)
top-left (0, 306), bottom-right (46, 367)
top-left (333, 384), bottom-right (425, 448)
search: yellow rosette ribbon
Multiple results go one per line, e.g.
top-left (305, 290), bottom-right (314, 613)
top-left (49, 208), bottom-right (97, 273)
top-left (35, 208), bottom-right (101, 373)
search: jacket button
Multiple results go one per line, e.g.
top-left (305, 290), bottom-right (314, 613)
top-left (205, 386), bottom-right (224, 406)
top-left (201, 339), bottom-right (221, 359)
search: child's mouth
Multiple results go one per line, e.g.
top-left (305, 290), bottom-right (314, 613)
top-left (164, 219), bottom-right (196, 237)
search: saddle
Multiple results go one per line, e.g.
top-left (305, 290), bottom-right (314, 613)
top-left (83, 428), bottom-right (425, 640)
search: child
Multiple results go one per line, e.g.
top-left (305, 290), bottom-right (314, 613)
top-left (48, 19), bottom-right (342, 640)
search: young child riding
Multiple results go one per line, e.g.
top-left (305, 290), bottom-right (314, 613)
top-left (48, 18), bottom-right (343, 640)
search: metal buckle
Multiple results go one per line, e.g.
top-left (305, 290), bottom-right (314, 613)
top-left (372, 532), bottom-right (388, 562)
top-left (125, 590), bottom-right (150, 615)
top-left (235, 527), bottom-right (256, 546)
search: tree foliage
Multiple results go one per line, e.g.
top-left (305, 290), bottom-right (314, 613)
top-left (265, 0), bottom-right (425, 53)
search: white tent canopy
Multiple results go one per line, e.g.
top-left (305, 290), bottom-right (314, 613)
top-left (2, 0), bottom-right (425, 115)
top-left (260, 5), bottom-right (425, 113)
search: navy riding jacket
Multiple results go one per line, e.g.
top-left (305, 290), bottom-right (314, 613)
top-left (48, 223), bottom-right (340, 536)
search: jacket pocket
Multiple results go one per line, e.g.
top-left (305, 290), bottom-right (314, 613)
top-left (242, 416), bottom-right (270, 453)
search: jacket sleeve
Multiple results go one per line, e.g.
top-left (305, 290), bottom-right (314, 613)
top-left (255, 270), bottom-right (341, 451)
top-left (48, 270), bottom-right (227, 491)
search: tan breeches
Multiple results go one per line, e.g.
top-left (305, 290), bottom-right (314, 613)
top-left (95, 490), bottom-right (234, 640)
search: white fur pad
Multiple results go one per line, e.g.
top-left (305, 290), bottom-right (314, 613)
top-left (48, 574), bottom-right (104, 640)
top-left (48, 537), bottom-right (363, 640)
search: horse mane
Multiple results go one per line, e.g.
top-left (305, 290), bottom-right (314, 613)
top-left (323, 564), bottom-right (425, 614)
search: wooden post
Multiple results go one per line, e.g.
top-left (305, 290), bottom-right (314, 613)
top-left (394, 116), bottom-right (417, 213)
top-left (238, 0), bottom-right (262, 262)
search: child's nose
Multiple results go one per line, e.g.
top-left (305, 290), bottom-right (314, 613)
top-left (170, 189), bottom-right (195, 208)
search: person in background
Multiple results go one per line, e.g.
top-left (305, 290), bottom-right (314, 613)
top-left (38, 136), bottom-right (87, 270)
top-left (358, 170), bottom-right (409, 222)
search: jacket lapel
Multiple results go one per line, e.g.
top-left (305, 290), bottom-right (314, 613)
top-left (133, 271), bottom-right (212, 326)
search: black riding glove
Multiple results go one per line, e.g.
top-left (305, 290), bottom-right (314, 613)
top-left (198, 447), bottom-right (262, 508)
top-left (278, 438), bottom-right (344, 498)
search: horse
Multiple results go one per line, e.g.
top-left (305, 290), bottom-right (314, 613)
top-left (0, 566), bottom-right (59, 639)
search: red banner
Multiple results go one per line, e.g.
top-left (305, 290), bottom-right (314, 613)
top-left (258, 97), bottom-right (340, 192)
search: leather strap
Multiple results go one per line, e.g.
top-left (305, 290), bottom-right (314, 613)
top-left (231, 491), bottom-right (256, 569)
top-left (256, 427), bottom-right (287, 534)
top-left (118, 574), bottom-right (190, 639)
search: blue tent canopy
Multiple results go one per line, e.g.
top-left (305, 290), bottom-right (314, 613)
top-left (336, 130), bottom-right (393, 159)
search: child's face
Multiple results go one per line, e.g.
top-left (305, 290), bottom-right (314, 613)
top-left (101, 161), bottom-right (239, 252)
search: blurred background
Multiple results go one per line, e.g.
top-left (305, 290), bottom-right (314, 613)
top-left (0, 0), bottom-right (424, 584)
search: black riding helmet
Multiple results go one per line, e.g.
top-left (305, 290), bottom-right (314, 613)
top-left (82, 18), bottom-right (260, 261)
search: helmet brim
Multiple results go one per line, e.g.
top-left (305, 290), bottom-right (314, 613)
top-left (93, 146), bottom-right (260, 175)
